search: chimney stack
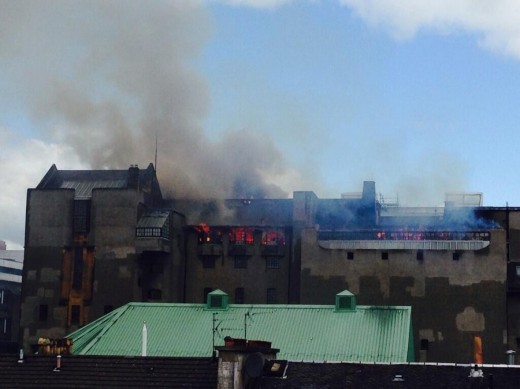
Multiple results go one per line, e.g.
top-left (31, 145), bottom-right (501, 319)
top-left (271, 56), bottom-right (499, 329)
top-left (128, 165), bottom-right (140, 189)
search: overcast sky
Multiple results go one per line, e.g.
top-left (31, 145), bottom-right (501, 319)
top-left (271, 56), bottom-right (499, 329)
top-left (2, 0), bottom-right (520, 249)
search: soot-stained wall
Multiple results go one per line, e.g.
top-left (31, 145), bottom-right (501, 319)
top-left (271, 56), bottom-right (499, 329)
top-left (300, 228), bottom-right (508, 363)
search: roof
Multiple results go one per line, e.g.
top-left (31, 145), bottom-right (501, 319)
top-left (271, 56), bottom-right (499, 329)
top-left (0, 249), bottom-right (24, 263)
top-left (68, 292), bottom-right (413, 363)
top-left (260, 361), bottom-right (520, 389)
top-left (36, 164), bottom-right (158, 200)
top-left (137, 210), bottom-right (170, 229)
top-left (0, 354), bottom-right (217, 388)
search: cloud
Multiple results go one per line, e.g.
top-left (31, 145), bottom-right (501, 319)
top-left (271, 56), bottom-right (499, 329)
top-left (340, 0), bottom-right (520, 59)
top-left (214, 0), bottom-right (294, 9)
top-left (0, 127), bottom-right (87, 249)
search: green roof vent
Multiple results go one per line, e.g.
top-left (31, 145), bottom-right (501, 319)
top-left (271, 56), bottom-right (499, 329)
top-left (335, 290), bottom-right (356, 312)
top-left (207, 289), bottom-right (229, 310)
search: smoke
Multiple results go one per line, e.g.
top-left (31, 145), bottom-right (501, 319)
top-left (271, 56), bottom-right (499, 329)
top-left (0, 0), bottom-right (292, 199)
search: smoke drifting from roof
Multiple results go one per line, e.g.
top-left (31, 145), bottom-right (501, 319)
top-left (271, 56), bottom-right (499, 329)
top-left (0, 0), bottom-right (289, 199)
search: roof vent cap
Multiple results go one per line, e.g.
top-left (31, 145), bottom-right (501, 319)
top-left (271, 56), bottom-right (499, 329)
top-left (206, 289), bottom-right (229, 310)
top-left (335, 290), bottom-right (356, 312)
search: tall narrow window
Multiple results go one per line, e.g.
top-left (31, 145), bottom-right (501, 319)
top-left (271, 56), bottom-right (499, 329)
top-left (203, 287), bottom-right (213, 303)
top-left (267, 288), bottom-right (277, 304)
top-left (417, 250), bottom-right (424, 261)
top-left (39, 304), bottom-right (48, 322)
top-left (70, 305), bottom-right (81, 325)
top-left (72, 247), bottom-right (83, 289)
top-left (235, 287), bottom-right (245, 304)
top-left (73, 200), bottom-right (91, 233)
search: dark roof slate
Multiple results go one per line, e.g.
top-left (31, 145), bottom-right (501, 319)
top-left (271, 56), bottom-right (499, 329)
top-left (0, 354), bottom-right (217, 388)
top-left (260, 361), bottom-right (520, 389)
top-left (36, 164), bottom-right (159, 200)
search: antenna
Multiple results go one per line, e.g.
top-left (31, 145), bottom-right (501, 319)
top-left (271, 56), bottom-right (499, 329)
top-left (154, 133), bottom-right (158, 173)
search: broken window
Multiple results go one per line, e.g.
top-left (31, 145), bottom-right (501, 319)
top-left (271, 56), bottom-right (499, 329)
top-left (261, 229), bottom-right (286, 246)
top-left (230, 227), bottom-right (254, 245)
top-left (196, 224), bottom-right (223, 244)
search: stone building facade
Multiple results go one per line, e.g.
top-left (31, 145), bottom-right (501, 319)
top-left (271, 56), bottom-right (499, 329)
top-left (19, 165), bottom-right (520, 364)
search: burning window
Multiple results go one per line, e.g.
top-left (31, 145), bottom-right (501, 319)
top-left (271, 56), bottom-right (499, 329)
top-left (261, 229), bottom-right (286, 246)
top-left (229, 227), bottom-right (254, 245)
top-left (196, 224), bottom-right (223, 244)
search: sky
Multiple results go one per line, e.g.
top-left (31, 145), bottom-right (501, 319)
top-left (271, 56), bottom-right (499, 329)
top-left (2, 0), bottom-right (520, 249)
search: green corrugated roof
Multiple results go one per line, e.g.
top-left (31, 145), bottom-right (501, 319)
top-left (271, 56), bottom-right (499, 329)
top-left (68, 295), bottom-right (413, 363)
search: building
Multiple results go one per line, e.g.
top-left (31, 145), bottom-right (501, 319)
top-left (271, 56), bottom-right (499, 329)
top-left (0, 240), bottom-right (23, 350)
top-left (19, 164), bottom-right (520, 363)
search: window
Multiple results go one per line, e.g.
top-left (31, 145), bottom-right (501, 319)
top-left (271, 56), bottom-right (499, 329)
top-left (381, 252), bottom-right (389, 260)
top-left (420, 339), bottom-right (429, 351)
top-left (147, 289), bottom-right (162, 300)
top-left (150, 262), bottom-right (164, 274)
top-left (0, 318), bottom-right (9, 339)
top-left (0, 289), bottom-right (6, 305)
top-left (70, 305), bottom-right (81, 325)
top-left (453, 252), bottom-right (461, 261)
top-left (230, 227), bottom-right (254, 245)
top-left (417, 250), bottom-right (424, 261)
top-left (203, 288), bottom-right (213, 303)
top-left (203, 256), bottom-right (216, 269)
top-left (39, 304), bottom-right (48, 322)
top-left (197, 225), bottom-right (223, 244)
top-left (265, 257), bottom-right (280, 269)
top-left (234, 256), bottom-right (248, 269)
top-left (73, 200), bottom-right (91, 233)
top-left (235, 287), bottom-right (245, 304)
top-left (261, 229), bottom-right (286, 246)
top-left (347, 252), bottom-right (354, 260)
top-left (72, 247), bottom-right (83, 289)
top-left (516, 266), bottom-right (520, 277)
top-left (266, 288), bottom-right (277, 304)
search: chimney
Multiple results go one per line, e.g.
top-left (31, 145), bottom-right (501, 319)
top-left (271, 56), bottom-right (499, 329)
top-left (128, 165), bottom-right (140, 189)
top-left (0, 240), bottom-right (6, 250)
top-left (216, 339), bottom-right (279, 389)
